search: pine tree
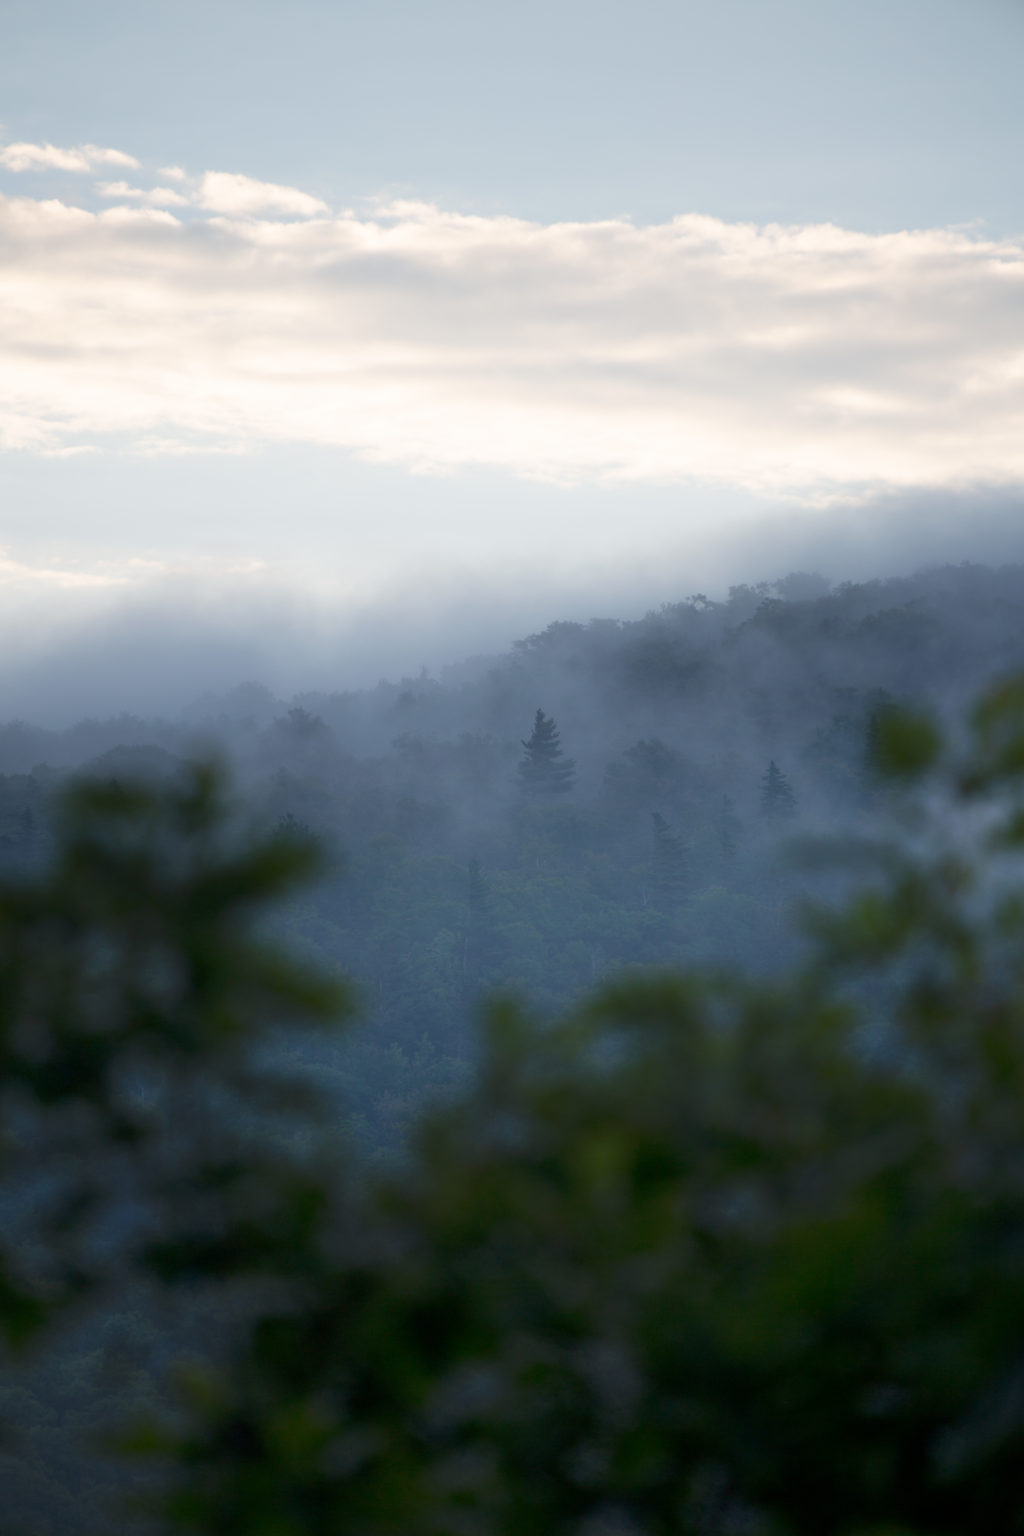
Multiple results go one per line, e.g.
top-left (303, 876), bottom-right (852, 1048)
top-left (760, 760), bottom-right (797, 821)
top-left (518, 709), bottom-right (576, 796)
top-left (651, 811), bottom-right (688, 906)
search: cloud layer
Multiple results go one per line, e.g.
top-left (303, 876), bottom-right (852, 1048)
top-left (1, 141), bottom-right (1024, 494)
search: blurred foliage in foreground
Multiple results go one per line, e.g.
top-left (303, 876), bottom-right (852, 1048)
top-left (7, 681), bottom-right (1024, 1533)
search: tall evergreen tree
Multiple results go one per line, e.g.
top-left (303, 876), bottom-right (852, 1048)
top-left (651, 811), bottom-right (688, 907)
top-left (761, 759), bottom-right (797, 820)
top-left (518, 709), bottom-right (576, 796)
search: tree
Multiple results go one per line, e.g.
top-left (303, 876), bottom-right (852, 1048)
top-left (156, 678), bottom-right (1024, 1535)
top-left (0, 764), bottom-right (342, 1318)
top-left (11, 680), bottom-right (1024, 1535)
top-left (760, 757), bottom-right (797, 819)
top-left (518, 708), bottom-right (576, 796)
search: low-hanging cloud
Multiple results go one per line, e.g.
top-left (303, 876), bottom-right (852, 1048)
top-left (1, 150), bottom-right (1024, 493)
top-left (2, 480), bottom-right (1024, 727)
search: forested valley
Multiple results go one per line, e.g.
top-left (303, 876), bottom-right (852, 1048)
top-left (1, 562), bottom-right (1022, 1156)
top-left (5, 558), bottom-right (1024, 1534)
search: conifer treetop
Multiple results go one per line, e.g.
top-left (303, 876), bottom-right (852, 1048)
top-left (761, 758), bottom-right (797, 819)
top-left (518, 708), bottom-right (576, 796)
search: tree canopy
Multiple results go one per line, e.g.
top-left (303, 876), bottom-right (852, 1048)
top-left (5, 676), bottom-right (1024, 1532)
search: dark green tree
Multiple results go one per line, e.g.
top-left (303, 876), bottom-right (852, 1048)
top-left (518, 708), bottom-right (576, 796)
top-left (0, 765), bottom-right (343, 1357)
top-left (760, 757), bottom-right (797, 820)
top-left (861, 691), bottom-right (906, 805)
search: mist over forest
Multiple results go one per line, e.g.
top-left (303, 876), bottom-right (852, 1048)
top-left (7, 553), bottom-right (1024, 1531)
top-left (7, 0), bottom-right (1024, 1523)
top-left (1, 558), bottom-right (1021, 1156)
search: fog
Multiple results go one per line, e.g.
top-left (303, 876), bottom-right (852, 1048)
top-left (5, 545), bottom-right (1023, 1090)
top-left (7, 5), bottom-right (1024, 1528)
top-left (2, 481), bottom-right (1022, 726)
top-left (5, 464), bottom-right (1024, 1536)
top-left (4, 471), bottom-right (1024, 1169)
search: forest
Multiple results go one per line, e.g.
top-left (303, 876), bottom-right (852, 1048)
top-left (0, 561), bottom-right (1022, 1152)
top-left (3, 558), bottom-right (1024, 1533)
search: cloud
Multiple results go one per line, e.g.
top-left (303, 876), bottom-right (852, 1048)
top-left (0, 141), bottom-right (139, 173)
top-left (196, 171), bottom-right (327, 218)
top-left (97, 181), bottom-right (190, 207)
top-left (0, 179), bottom-right (1023, 495)
top-left (84, 145), bottom-right (140, 169)
top-left (0, 548), bottom-right (130, 590)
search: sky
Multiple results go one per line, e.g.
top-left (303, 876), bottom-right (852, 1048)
top-left (2, 0), bottom-right (1024, 717)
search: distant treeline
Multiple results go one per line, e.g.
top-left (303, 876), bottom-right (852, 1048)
top-left (1, 560), bottom-right (1024, 1154)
